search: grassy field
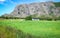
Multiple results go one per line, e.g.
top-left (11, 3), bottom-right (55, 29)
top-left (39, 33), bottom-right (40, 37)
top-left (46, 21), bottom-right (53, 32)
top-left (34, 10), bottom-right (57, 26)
top-left (0, 19), bottom-right (60, 38)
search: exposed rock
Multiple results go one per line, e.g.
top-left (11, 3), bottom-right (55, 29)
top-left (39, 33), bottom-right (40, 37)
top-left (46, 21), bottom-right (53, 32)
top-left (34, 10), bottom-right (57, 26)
top-left (3, 2), bottom-right (60, 18)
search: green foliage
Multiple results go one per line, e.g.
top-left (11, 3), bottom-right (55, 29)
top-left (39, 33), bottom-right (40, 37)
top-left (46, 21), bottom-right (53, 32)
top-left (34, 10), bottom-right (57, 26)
top-left (25, 15), bottom-right (32, 20)
top-left (0, 16), bottom-right (20, 19)
top-left (54, 2), bottom-right (60, 7)
top-left (49, 12), bottom-right (54, 15)
top-left (32, 14), bottom-right (38, 18)
top-left (56, 16), bottom-right (60, 20)
top-left (39, 17), bottom-right (52, 21)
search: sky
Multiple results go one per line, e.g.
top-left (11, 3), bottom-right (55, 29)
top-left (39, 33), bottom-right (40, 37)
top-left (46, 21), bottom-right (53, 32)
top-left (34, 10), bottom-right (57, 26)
top-left (0, 0), bottom-right (60, 16)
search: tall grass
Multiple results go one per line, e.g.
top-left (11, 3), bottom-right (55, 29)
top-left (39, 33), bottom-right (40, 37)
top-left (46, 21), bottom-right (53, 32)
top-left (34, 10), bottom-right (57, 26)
top-left (0, 19), bottom-right (60, 38)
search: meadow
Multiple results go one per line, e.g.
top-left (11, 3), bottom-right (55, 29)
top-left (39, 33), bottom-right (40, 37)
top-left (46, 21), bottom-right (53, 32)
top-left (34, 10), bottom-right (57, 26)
top-left (0, 19), bottom-right (60, 38)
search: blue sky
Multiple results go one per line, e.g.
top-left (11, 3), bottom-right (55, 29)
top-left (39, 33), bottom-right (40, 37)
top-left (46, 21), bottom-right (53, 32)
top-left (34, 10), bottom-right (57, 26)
top-left (0, 0), bottom-right (60, 16)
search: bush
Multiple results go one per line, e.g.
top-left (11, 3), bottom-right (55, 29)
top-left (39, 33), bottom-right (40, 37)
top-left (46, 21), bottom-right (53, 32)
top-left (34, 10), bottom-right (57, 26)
top-left (0, 16), bottom-right (21, 19)
top-left (25, 15), bottom-right (32, 20)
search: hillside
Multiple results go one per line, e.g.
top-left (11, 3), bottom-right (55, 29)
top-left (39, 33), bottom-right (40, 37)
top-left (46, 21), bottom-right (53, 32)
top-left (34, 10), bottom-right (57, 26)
top-left (2, 2), bottom-right (60, 18)
top-left (54, 2), bottom-right (60, 7)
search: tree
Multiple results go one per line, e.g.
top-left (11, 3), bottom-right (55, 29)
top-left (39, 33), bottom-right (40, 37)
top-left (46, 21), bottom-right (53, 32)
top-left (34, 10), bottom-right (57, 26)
top-left (25, 15), bottom-right (32, 20)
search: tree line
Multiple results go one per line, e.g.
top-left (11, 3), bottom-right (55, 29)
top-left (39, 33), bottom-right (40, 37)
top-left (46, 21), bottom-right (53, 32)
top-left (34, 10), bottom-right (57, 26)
top-left (0, 15), bottom-right (60, 21)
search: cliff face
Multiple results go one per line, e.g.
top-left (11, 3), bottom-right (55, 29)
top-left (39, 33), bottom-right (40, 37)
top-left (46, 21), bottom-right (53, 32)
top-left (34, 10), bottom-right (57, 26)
top-left (4, 2), bottom-right (60, 18)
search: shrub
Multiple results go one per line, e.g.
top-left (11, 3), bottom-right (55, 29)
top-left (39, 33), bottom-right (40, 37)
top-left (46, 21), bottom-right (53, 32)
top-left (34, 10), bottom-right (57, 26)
top-left (25, 15), bottom-right (32, 20)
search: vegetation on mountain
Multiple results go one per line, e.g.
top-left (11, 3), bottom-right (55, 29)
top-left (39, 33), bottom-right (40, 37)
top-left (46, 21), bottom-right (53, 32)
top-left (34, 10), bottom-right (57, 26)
top-left (54, 2), bottom-right (60, 7)
top-left (0, 2), bottom-right (60, 21)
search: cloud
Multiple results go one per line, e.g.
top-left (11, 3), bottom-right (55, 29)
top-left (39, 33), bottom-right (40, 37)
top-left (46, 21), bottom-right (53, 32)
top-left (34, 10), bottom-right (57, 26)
top-left (0, 0), bottom-right (5, 1)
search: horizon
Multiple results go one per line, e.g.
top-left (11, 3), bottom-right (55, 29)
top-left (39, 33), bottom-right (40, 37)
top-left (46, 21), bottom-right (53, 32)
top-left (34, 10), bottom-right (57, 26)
top-left (0, 0), bottom-right (60, 16)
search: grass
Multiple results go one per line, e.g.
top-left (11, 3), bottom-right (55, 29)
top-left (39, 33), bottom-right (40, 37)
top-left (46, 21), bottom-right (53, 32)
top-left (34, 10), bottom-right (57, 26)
top-left (0, 19), bottom-right (60, 38)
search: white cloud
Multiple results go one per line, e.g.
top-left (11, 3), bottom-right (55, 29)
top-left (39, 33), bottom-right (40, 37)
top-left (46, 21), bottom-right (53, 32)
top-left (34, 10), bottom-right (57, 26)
top-left (0, 0), bottom-right (5, 1)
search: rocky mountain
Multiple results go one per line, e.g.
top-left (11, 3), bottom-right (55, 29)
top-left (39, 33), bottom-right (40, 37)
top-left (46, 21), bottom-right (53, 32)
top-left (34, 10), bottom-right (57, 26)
top-left (3, 2), bottom-right (60, 18)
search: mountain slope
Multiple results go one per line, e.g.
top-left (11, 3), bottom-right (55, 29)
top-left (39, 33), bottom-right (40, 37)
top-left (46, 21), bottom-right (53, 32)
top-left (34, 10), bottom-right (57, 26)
top-left (3, 2), bottom-right (60, 18)
top-left (54, 2), bottom-right (60, 7)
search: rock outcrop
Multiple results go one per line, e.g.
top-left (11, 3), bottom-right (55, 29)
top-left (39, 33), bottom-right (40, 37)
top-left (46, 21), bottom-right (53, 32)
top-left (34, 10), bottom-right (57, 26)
top-left (3, 2), bottom-right (60, 18)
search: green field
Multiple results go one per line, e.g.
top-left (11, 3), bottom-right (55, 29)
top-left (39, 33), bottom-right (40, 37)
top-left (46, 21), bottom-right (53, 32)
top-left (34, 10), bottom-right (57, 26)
top-left (0, 19), bottom-right (60, 38)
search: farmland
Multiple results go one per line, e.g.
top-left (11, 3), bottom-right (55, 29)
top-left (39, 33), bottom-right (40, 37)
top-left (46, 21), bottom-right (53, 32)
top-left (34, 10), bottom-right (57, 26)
top-left (0, 19), bottom-right (60, 38)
